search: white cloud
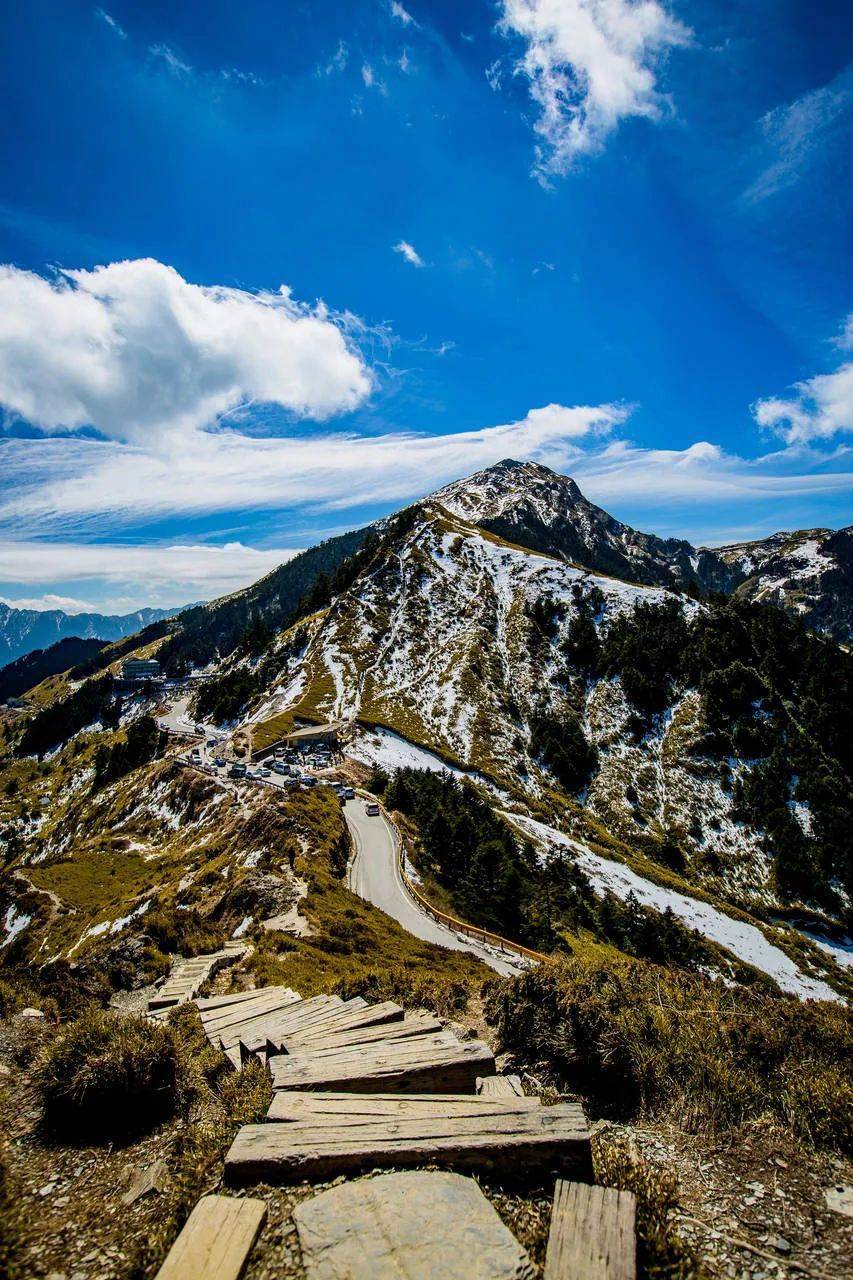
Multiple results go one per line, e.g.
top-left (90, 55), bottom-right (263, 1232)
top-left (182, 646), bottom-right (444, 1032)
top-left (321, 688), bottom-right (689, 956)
top-left (0, 259), bottom-right (373, 445)
top-left (0, 541), bottom-right (299, 613)
top-left (318, 40), bottom-right (348, 76)
top-left (744, 71), bottom-right (852, 203)
top-left (0, 593), bottom-right (99, 615)
top-left (149, 43), bottom-right (193, 76)
top-left (393, 240), bottom-right (425, 267)
top-left (0, 403), bottom-right (626, 530)
top-left (753, 315), bottom-right (853, 445)
top-left (361, 63), bottom-right (388, 95)
top-left (498, 0), bottom-right (691, 178)
top-left (390, 2), bottom-right (418, 27)
top-left (95, 8), bottom-right (127, 38)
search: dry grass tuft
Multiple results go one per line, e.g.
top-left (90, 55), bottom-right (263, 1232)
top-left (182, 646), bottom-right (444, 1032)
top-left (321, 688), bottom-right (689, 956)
top-left (485, 954), bottom-right (853, 1153)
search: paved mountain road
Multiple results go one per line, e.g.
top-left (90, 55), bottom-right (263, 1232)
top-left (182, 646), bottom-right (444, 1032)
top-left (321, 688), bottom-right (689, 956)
top-left (344, 798), bottom-right (521, 978)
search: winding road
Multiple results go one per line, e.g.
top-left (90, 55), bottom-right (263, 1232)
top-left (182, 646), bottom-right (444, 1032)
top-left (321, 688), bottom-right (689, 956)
top-left (344, 797), bottom-right (521, 977)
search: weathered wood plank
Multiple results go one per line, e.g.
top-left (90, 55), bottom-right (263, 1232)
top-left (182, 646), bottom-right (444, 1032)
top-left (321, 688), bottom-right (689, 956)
top-left (225, 1103), bottom-right (591, 1185)
top-left (154, 1193), bottom-right (266, 1280)
top-left (256, 999), bottom-right (405, 1054)
top-left (476, 1075), bottom-right (525, 1098)
top-left (195, 987), bottom-right (300, 1013)
top-left (544, 1181), bottom-right (636, 1280)
top-left (276, 1013), bottom-right (443, 1055)
top-left (201, 992), bottom-right (339, 1037)
top-left (269, 1035), bottom-right (495, 1095)
top-left (267, 1091), bottom-right (545, 1123)
top-left (228, 997), bottom-right (380, 1054)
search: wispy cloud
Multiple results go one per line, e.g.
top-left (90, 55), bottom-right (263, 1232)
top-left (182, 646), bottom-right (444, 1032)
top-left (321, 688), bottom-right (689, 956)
top-left (753, 314), bottom-right (853, 445)
top-left (393, 239), bottom-right (425, 267)
top-left (149, 43), bottom-right (193, 76)
top-left (390, 1), bottom-right (419, 28)
top-left (95, 8), bottom-right (126, 39)
top-left (2, 397), bottom-right (850, 548)
top-left (497, 0), bottom-right (691, 180)
top-left (744, 69), bottom-right (852, 203)
top-left (318, 39), bottom-right (348, 76)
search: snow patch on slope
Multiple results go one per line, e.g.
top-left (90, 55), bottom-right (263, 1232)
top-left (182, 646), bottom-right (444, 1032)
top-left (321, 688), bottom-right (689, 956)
top-left (508, 814), bottom-right (841, 1003)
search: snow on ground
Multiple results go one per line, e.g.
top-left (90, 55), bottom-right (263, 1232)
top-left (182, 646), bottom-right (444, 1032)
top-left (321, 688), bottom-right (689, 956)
top-left (508, 814), bottom-right (841, 1003)
top-left (67, 898), bottom-right (151, 956)
top-left (347, 726), bottom-right (465, 777)
top-left (1, 905), bottom-right (31, 949)
top-left (800, 930), bottom-right (853, 972)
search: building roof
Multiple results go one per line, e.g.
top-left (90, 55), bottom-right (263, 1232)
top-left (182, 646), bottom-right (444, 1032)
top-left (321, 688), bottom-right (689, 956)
top-left (284, 720), bottom-right (344, 741)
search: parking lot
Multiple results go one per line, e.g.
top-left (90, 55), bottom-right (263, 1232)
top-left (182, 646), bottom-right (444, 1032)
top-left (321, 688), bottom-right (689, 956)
top-left (183, 734), bottom-right (355, 802)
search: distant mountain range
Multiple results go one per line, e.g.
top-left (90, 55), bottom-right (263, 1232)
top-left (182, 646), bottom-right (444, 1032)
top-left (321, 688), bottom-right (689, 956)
top-left (0, 601), bottom-right (185, 668)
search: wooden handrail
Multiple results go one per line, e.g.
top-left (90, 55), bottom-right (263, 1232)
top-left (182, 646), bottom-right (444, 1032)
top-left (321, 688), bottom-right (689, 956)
top-left (370, 798), bottom-right (547, 965)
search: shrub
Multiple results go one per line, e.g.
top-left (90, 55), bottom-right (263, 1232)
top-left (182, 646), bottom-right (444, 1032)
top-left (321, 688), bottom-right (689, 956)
top-left (38, 1009), bottom-right (182, 1139)
top-left (144, 907), bottom-right (226, 957)
top-left (485, 954), bottom-right (852, 1152)
top-left (335, 966), bottom-right (470, 1018)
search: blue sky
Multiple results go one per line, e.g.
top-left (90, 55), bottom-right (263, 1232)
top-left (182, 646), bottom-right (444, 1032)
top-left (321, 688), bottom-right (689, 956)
top-left (0, 0), bottom-right (851, 612)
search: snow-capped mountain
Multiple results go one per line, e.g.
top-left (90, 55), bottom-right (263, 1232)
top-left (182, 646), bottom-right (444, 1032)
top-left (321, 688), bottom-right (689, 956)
top-left (432, 460), bottom-right (852, 643)
top-left (432, 460), bottom-right (738, 593)
top-left (0, 601), bottom-right (184, 668)
top-left (240, 501), bottom-right (779, 912)
top-left (717, 526), bottom-right (852, 645)
top-left (216, 463), bottom-right (849, 919)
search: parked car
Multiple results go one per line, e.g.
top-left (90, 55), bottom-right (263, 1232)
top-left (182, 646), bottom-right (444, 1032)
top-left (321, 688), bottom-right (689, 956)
top-left (259, 768), bottom-right (271, 778)
top-left (206, 738), bottom-right (217, 747)
top-left (301, 776), bottom-right (317, 788)
top-left (214, 757), bottom-right (226, 767)
top-left (228, 762), bottom-right (247, 779)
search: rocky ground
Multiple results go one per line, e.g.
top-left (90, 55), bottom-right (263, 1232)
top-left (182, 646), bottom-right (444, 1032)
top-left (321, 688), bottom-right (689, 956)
top-left (2, 1003), bottom-right (850, 1280)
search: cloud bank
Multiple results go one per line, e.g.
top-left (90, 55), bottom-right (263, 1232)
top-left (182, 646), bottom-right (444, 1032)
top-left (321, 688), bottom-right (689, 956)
top-left (0, 259), bottom-right (372, 445)
top-left (498, 0), bottom-right (691, 177)
top-left (0, 540), bottom-right (299, 613)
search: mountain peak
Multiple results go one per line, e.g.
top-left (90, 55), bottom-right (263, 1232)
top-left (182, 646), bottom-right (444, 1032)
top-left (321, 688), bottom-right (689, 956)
top-left (430, 458), bottom-right (584, 525)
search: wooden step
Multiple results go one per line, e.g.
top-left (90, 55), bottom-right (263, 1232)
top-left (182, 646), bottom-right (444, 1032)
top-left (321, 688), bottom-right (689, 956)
top-left (258, 999), bottom-right (406, 1055)
top-left (225, 1095), bottom-right (590, 1185)
top-left (222, 996), bottom-right (362, 1054)
top-left (148, 947), bottom-right (247, 1012)
top-left (476, 1075), bottom-right (525, 1098)
top-left (273, 1012), bottom-right (443, 1056)
top-left (268, 1035), bottom-right (495, 1094)
top-left (153, 1193), bottom-right (266, 1280)
top-left (544, 1181), bottom-right (636, 1280)
top-left (267, 1091), bottom-right (544, 1122)
top-left (200, 990), bottom-right (334, 1037)
top-left (195, 986), bottom-right (299, 1013)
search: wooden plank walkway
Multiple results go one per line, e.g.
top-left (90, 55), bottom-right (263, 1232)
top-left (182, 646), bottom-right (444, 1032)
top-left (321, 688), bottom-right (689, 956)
top-left (225, 1094), bottom-right (591, 1185)
top-left (153, 1194), bottom-right (266, 1280)
top-left (148, 942), bottom-right (247, 1013)
top-left (268, 1034), bottom-right (495, 1095)
top-left (544, 1181), bottom-right (636, 1280)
